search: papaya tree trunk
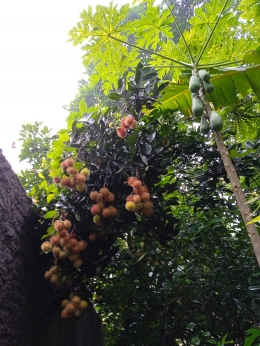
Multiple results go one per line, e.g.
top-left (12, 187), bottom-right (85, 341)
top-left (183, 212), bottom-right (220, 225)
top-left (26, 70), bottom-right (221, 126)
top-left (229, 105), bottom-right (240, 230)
top-left (202, 102), bottom-right (260, 267)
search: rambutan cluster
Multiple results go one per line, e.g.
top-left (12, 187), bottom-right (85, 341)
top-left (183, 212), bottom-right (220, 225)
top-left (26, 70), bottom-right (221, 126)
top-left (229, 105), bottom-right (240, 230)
top-left (44, 265), bottom-right (72, 289)
top-left (60, 294), bottom-right (88, 319)
top-left (90, 187), bottom-right (118, 223)
top-left (42, 219), bottom-right (88, 288)
top-left (52, 158), bottom-right (90, 192)
top-left (116, 115), bottom-right (137, 138)
top-left (125, 177), bottom-right (153, 215)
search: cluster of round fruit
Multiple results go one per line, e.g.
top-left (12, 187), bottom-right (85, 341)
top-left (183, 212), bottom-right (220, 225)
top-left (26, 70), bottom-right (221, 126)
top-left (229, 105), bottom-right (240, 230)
top-left (52, 158), bottom-right (90, 192)
top-left (90, 187), bottom-right (118, 223)
top-left (44, 265), bottom-right (72, 289)
top-left (61, 294), bottom-right (88, 319)
top-left (41, 219), bottom-right (87, 273)
top-left (125, 177), bottom-right (153, 215)
top-left (189, 70), bottom-right (223, 134)
top-left (116, 115), bottom-right (137, 138)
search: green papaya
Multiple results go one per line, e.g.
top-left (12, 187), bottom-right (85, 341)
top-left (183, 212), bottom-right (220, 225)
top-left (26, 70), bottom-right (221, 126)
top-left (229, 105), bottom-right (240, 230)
top-left (192, 96), bottom-right (204, 117)
top-left (210, 111), bottom-right (223, 131)
top-left (189, 75), bottom-right (201, 93)
top-left (200, 115), bottom-right (210, 134)
top-left (198, 69), bottom-right (210, 81)
top-left (203, 80), bottom-right (214, 93)
top-left (191, 92), bottom-right (198, 99)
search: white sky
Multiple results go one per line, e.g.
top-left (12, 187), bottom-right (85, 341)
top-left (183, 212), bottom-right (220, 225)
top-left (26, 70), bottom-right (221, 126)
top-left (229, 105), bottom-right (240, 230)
top-left (0, 0), bottom-right (130, 172)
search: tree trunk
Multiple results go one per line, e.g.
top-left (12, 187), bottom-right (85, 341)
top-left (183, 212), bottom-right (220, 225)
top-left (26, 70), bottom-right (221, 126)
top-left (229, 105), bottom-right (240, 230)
top-left (0, 149), bottom-right (104, 346)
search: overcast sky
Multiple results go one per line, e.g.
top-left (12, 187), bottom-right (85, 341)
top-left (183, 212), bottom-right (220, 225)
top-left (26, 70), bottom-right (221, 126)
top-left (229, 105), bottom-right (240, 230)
top-left (0, 0), bottom-right (129, 171)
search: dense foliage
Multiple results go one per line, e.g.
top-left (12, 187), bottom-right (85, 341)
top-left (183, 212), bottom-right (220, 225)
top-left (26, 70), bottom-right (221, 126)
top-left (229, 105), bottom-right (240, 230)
top-left (18, 0), bottom-right (260, 345)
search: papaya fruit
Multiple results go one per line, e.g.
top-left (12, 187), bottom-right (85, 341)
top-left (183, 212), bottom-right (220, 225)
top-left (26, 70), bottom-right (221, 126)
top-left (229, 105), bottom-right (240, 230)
top-left (200, 115), bottom-right (210, 134)
top-left (192, 96), bottom-right (204, 117)
top-left (191, 92), bottom-right (198, 99)
top-left (198, 69), bottom-right (210, 81)
top-left (210, 111), bottom-right (223, 131)
top-left (203, 80), bottom-right (214, 93)
top-left (189, 75), bottom-right (201, 93)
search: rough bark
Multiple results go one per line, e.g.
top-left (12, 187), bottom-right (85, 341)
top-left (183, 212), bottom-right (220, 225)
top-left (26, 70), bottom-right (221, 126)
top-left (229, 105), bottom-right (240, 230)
top-left (0, 149), bottom-right (104, 346)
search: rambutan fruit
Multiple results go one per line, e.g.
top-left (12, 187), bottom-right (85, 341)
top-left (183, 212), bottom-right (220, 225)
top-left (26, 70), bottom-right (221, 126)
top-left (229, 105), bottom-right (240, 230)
top-left (132, 180), bottom-right (142, 188)
top-left (66, 303), bottom-right (76, 314)
top-left (50, 235), bottom-right (61, 246)
top-left (89, 233), bottom-right (97, 242)
top-left (79, 300), bottom-right (88, 310)
top-left (109, 122), bottom-right (114, 128)
top-left (50, 274), bottom-right (59, 285)
top-left (53, 177), bottom-right (61, 184)
top-left (75, 183), bottom-right (85, 192)
top-left (90, 191), bottom-right (99, 201)
top-left (61, 309), bottom-right (72, 319)
top-left (78, 240), bottom-right (87, 251)
top-left (143, 186), bottom-right (149, 192)
top-left (73, 259), bottom-right (83, 268)
top-left (58, 251), bottom-right (69, 260)
top-left (49, 266), bottom-right (59, 275)
top-left (126, 195), bottom-right (134, 202)
top-left (99, 187), bottom-right (109, 196)
top-left (141, 192), bottom-right (151, 201)
top-left (121, 118), bottom-right (130, 129)
top-left (52, 246), bottom-right (61, 257)
top-left (75, 173), bottom-right (87, 183)
top-left (41, 241), bottom-right (52, 252)
top-left (60, 177), bottom-right (71, 188)
top-left (70, 246), bottom-right (81, 254)
top-left (59, 230), bottom-right (69, 238)
top-left (60, 235), bottom-right (71, 246)
top-left (54, 220), bottom-right (64, 231)
top-left (91, 204), bottom-right (101, 215)
top-left (97, 201), bottom-right (105, 210)
top-left (60, 160), bottom-right (67, 170)
top-left (143, 207), bottom-right (153, 215)
top-left (74, 309), bottom-right (82, 317)
top-left (143, 201), bottom-right (153, 209)
top-left (69, 254), bottom-right (80, 262)
top-left (70, 239), bottom-right (78, 248)
top-left (125, 201), bottom-right (136, 211)
top-left (44, 271), bottom-right (52, 280)
top-left (80, 168), bottom-right (90, 178)
top-left (70, 232), bottom-right (77, 238)
top-left (133, 194), bottom-right (141, 204)
top-left (93, 215), bottom-right (100, 224)
top-left (108, 206), bottom-right (117, 217)
top-left (133, 186), bottom-right (144, 194)
top-left (116, 127), bottom-right (127, 138)
top-left (102, 208), bottom-right (111, 218)
top-left (68, 179), bottom-right (76, 189)
top-left (124, 115), bottom-right (136, 127)
top-left (66, 167), bottom-right (78, 175)
top-left (63, 220), bottom-right (72, 230)
top-left (135, 202), bottom-right (144, 210)
top-left (61, 299), bottom-right (70, 308)
top-left (107, 193), bottom-right (115, 202)
top-left (127, 176), bottom-right (137, 186)
top-left (129, 120), bottom-right (137, 129)
top-left (64, 243), bottom-right (72, 252)
top-left (64, 158), bottom-right (75, 168)
top-left (71, 296), bottom-right (81, 308)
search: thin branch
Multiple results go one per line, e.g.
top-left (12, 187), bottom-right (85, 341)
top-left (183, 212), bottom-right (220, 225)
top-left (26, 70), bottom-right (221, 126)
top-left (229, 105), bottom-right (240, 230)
top-left (161, 33), bottom-right (191, 62)
top-left (198, 60), bottom-right (243, 68)
top-left (164, 0), bottom-right (195, 64)
top-left (108, 34), bottom-right (193, 68)
top-left (195, 0), bottom-right (231, 65)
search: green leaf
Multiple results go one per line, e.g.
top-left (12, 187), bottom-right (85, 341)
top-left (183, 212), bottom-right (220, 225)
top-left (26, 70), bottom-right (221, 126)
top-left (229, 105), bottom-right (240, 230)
top-left (79, 98), bottom-right (88, 114)
top-left (44, 210), bottom-right (58, 219)
top-left (243, 50), bottom-right (260, 65)
top-left (109, 93), bottom-right (123, 101)
top-left (244, 328), bottom-right (260, 346)
top-left (59, 132), bottom-right (70, 142)
top-left (47, 194), bottom-right (55, 204)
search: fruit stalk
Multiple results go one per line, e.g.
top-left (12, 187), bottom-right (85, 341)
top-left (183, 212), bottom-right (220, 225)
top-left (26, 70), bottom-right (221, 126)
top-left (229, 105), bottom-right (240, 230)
top-left (201, 92), bottom-right (260, 267)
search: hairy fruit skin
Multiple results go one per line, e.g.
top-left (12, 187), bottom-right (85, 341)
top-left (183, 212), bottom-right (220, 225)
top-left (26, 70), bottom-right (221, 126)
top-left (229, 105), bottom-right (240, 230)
top-left (116, 127), bottom-right (127, 138)
top-left (75, 173), bottom-right (87, 183)
top-left (66, 167), bottom-right (78, 175)
top-left (79, 300), bottom-right (88, 310)
top-left (141, 192), bottom-right (151, 201)
top-left (78, 240), bottom-right (87, 251)
top-left (90, 191), bottom-right (99, 201)
top-left (66, 303), bottom-right (76, 314)
top-left (91, 204), bottom-right (101, 215)
top-left (102, 208), bottom-right (111, 218)
top-left (99, 187), bottom-right (109, 196)
top-left (63, 219), bottom-right (72, 230)
top-left (50, 235), bottom-right (61, 246)
top-left (73, 259), bottom-right (83, 268)
top-left (60, 177), bottom-right (71, 188)
top-left (127, 177), bottom-right (137, 186)
top-left (93, 215), bottom-right (100, 224)
top-left (53, 177), bottom-right (61, 184)
top-left (108, 206), bottom-right (117, 217)
top-left (71, 296), bottom-right (81, 307)
top-left (89, 233), bottom-right (97, 242)
top-left (76, 183), bottom-right (85, 192)
top-left (54, 220), bottom-right (64, 231)
top-left (61, 309), bottom-right (72, 319)
top-left (107, 193), bottom-right (115, 202)
top-left (80, 168), bottom-right (90, 178)
top-left (125, 201), bottom-right (136, 211)
top-left (61, 299), bottom-right (70, 308)
top-left (41, 241), bottom-right (52, 252)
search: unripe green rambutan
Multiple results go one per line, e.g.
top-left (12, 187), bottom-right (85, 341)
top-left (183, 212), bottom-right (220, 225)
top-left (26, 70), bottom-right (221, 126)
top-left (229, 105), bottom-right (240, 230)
top-left (52, 246), bottom-right (61, 257)
top-left (93, 215), bottom-right (100, 224)
top-left (91, 204), bottom-right (101, 215)
top-left (73, 259), bottom-right (83, 268)
top-left (80, 168), bottom-right (90, 178)
top-left (74, 173), bottom-right (86, 183)
top-left (125, 201), bottom-right (136, 211)
top-left (60, 177), bottom-right (71, 187)
top-left (79, 300), bottom-right (88, 310)
top-left (63, 219), bottom-right (72, 230)
top-left (109, 122), bottom-right (114, 128)
top-left (75, 183), bottom-right (85, 192)
top-left (69, 253), bottom-right (80, 262)
top-left (74, 309), bottom-right (82, 317)
top-left (141, 192), bottom-right (151, 201)
top-left (66, 167), bottom-right (78, 175)
top-left (71, 296), bottom-right (81, 308)
top-left (135, 202), bottom-right (144, 210)
top-left (102, 208), bottom-right (111, 218)
top-left (41, 241), bottom-right (52, 252)
top-left (107, 193), bottom-right (115, 202)
top-left (108, 206), bottom-right (117, 217)
top-left (61, 299), bottom-right (70, 308)
top-left (54, 220), bottom-right (64, 231)
top-left (132, 194), bottom-right (141, 203)
top-left (78, 240), bottom-right (87, 251)
top-left (50, 235), bottom-right (61, 246)
top-left (66, 303), bottom-right (76, 314)
top-left (53, 177), bottom-right (61, 184)
top-left (89, 233), bottom-right (97, 242)
top-left (116, 127), bottom-right (127, 138)
top-left (90, 191), bottom-right (99, 201)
